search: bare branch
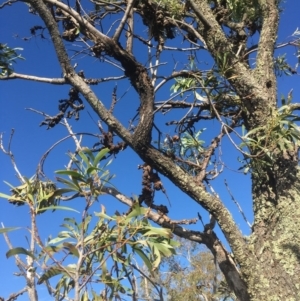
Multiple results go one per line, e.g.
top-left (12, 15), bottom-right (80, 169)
top-left (1, 223), bottom-right (27, 273)
top-left (224, 180), bottom-right (252, 229)
top-left (0, 131), bottom-right (25, 183)
top-left (36, 132), bottom-right (100, 176)
top-left (0, 72), bottom-right (125, 85)
top-left (5, 288), bottom-right (27, 301)
top-left (0, 0), bottom-right (17, 9)
top-left (113, 0), bottom-right (136, 41)
top-left (0, 73), bottom-right (66, 84)
top-left (289, 103), bottom-right (300, 111)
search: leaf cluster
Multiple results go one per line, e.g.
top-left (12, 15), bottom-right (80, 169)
top-left (0, 43), bottom-right (24, 76)
top-left (1, 148), bottom-right (179, 301)
top-left (239, 96), bottom-right (300, 174)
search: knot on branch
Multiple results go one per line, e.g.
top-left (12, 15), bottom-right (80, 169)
top-left (40, 88), bottom-right (84, 129)
top-left (137, 163), bottom-right (169, 214)
top-left (93, 123), bottom-right (127, 157)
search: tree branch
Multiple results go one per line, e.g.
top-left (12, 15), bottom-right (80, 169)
top-left (186, 0), bottom-right (212, 29)
top-left (113, 0), bottom-right (136, 41)
top-left (27, 1), bottom-right (253, 297)
top-left (0, 72), bottom-right (126, 84)
top-left (0, 73), bottom-right (66, 84)
top-left (43, 0), bottom-right (154, 145)
top-left (254, 0), bottom-right (279, 92)
top-left (0, 0), bottom-right (17, 9)
top-left (28, 0), bottom-right (133, 146)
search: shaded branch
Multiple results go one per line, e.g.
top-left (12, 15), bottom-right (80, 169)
top-left (186, 0), bottom-right (212, 29)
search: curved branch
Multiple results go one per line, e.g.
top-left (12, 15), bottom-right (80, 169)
top-left (28, 0), bottom-right (133, 146)
top-left (43, 0), bottom-right (154, 145)
top-left (28, 1), bottom-right (253, 298)
top-left (0, 0), bottom-right (17, 9)
top-left (289, 103), bottom-right (300, 111)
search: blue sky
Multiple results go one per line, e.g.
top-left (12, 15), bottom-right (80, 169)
top-left (1, 0), bottom-right (300, 299)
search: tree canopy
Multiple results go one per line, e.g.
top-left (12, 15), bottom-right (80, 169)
top-left (1, 0), bottom-right (300, 300)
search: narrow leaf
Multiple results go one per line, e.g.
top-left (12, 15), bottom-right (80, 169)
top-left (6, 247), bottom-right (35, 259)
top-left (37, 206), bottom-right (79, 213)
top-left (0, 227), bottom-right (20, 234)
top-left (93, 148), bottom-right (110, 166)
top-left (37, 267), bottom-right (63, 284)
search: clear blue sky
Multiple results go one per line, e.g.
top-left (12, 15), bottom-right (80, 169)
top-left (1, 1), bottom-right (300, 299)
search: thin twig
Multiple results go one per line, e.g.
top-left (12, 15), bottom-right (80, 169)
top-left (224, 180), bottom-right (252, 228)
top-left (0, 131), bottom-right (25, 183)
top-left (0, 0), bottom-right (17, 8)
top-left (1, 223), bottom-right (27, 272)
top-left (5, 287), bottom-right (27, 301)
top-left (113, 0), bottom-right (136, 41)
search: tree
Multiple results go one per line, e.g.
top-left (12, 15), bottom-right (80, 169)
top-left (0, 142), bottom-right (179, 301)
top-left (140, 238), bottom-right (235, 301)
top-left (1, 0), bottom-right (300, 300)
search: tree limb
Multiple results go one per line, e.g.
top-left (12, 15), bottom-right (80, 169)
top-left (27, 1), bottom-right (253, 298)
top-left (254, 0), bottom-right (279, 94)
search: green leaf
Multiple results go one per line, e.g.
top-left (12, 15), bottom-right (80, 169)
top-left (125, 203), bottom-right (147, 220)
top-left (78, 150), bottom-right (91, 167)
top-left (56, 177), bottom-right (81, 191)
top-left (37, 267), bottom-right (63, 284)
top-left (152, 241), bottom-right (175, 257)
top-left (63, 242), bottom-right (80, 257)
top-left (42, 245), bottom-right (63, 255)
top-left (47, 236), bottom-right (69, 245)
top-left (6, 247), bottom-right (35, 259)
top-left (142, 226), bottom-right (173, 238)
top-left (37, 206), bottom-right (80, 213)
top-left (93, 148), bottom-right (110, 166)
top-left (0, 227), bottom-right (20, 234)
top-left (86, 166), bottom-right (101, 176)
top-left (133, 247), bottom-right (152, 271)
top-left (56, 170), bottom-right (84, 179)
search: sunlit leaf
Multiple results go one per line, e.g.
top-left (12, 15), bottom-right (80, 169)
top-left (93, 148), bottom-right (110, 166)
top-left (37, 267), bottom-right (63, 284)
top-left (0, 227), bottom-right (20, 234)
top-left (6, 247), bottom-right (35, 259)
top-left (63, 242), bottom-right (79, 257)
top-left (37, 205), bottom-right (80, 213)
